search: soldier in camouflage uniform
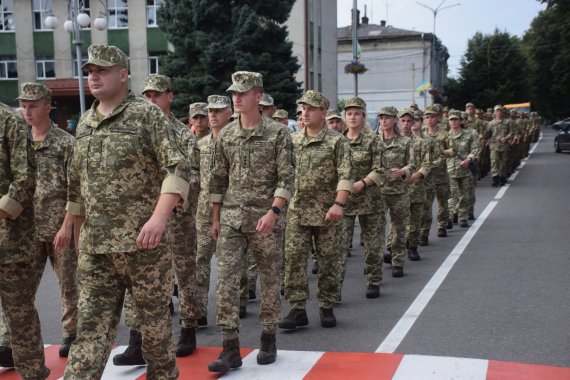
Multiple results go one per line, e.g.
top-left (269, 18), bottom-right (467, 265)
top-left (208, 71), bottom-right (294, 373)
top-left (273, 109), bottom-right (289, 126)
top-left (326, 109), bottom-right (346, 133)
top-left (444, 111), bottom-right (480, 227)
top-left (190, 102), bottom-right (210, 139)
top-left (376, 106), bottom-right (414, 278)
top-left (337, 97), bottom-right (384, 299)
top-left (259, 93), bottom-right (276, 118)
top-left (280, 90), bottom-right (353, 329)
top-left (486, 106), bottom-right (513, 187)
top-left (195, 94), bottom-right (232, 327)
top-left (0, 102), bottom-right (49, 379)
top-left (0, 83), bottom-right (78, 359)
top-left (62, 44), bottom-right (189, 380)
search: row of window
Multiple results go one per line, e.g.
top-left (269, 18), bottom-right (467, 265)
top-left (0, 0), bottom-right (163, 32)
top-left (0, 56), bottom-right (161, 80)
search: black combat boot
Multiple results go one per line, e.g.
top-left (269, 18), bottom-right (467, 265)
top-left (319, 308), bottom-right (337, 328)
top-left (408, 247), bottom-right (420, 261)
top-left (453, 213), bottom-right (458, 224)
top-left (419, 233), bottom-right (429, 246)
top-left (175, 327), bottom-right (196, 357)
top-left (198, 315), bottom-right (208, 326)
top-left (468, 212), bottom-right (475, 220)
top-left (492, 176), bottom-right (499, 187)
top-left (59, 336), bottom-right (76, 357)
top-left (460, 220), bottom-right (469, 228)
top-left (278, 308), bottom-right (308, 330)
top-left (113, 330), bottom-right (146, 366)
top-left (383, 252), bottom-right (392, 264)
top-left (0, 346), bottom-right (14, 368)
top-left (208, 338), bottom-right (242, 373)
top-left (447, 220), bottom-right (453, 229)
top-left (257, 332), bottom-right (277, 365)
top-left (392, 266), bottom-right (404, 277)
top-left (365, 285), bottom-right (380, 299)
top-left (500, 177), bottom-right (507, 186)
top-left (437, 228), bottom-right (447, 237)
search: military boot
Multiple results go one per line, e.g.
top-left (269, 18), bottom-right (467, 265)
top-left (278, 308), bottom-right (308, 330)
top-left (453, 213), bottom-right (458, 224)
top-left (0, 346), bottom-right (14, 368)
top-left (175, 327), bottom-right (196, 357)
top-left (257, 332), bottom-right (277, 365)
top-left (113, 330), bottom-right (146, 366)
top-left (492, 176), bottom-right (499, 187)
top-left (419, 233), bottom-right (429, 246)
top-left (319, 308), bottom-right (337, 328)
top-left (58, 336), bottom-right (76, 357)
top-left (208, 338), bottom-right (242, 373)
top-left (365, 285), bottom-right (380, 299)
top-left (408, 246), bottom-right (420, 261)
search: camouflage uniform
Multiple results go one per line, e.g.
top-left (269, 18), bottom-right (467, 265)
top-left (285, 91), bottom-right (353, 310)
top-left (0, 102), bottom-right (49, 379)
top-left (64, 45), bottom-right (189, 380)
top-left (486, 106), bottom-right (513, 183)
top-left (209, 73), bottom-right (294, 340)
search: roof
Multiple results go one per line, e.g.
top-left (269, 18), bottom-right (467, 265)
top-left (338, 22), bottom-right (430, 42)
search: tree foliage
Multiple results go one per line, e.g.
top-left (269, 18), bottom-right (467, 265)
top-left (158, 0), bottom-right (301, 116)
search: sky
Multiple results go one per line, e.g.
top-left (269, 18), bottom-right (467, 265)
top-left (336, 0), bottom-right (546, 78)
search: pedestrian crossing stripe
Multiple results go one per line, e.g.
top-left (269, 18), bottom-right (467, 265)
top-left (1, 345), bottom-right (569, 379)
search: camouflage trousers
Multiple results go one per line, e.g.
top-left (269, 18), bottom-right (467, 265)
top-left (284, 222), bottom-right (341, 309)
top-left (0, 241), bottom-right (78, 345)
top-left (0, 257), bottom-right (47, 379)
top-left (195, 222), bottom-right (216, 319)
top-left (407, 201), bottom-right (424, 248)
top-left (491, 149), bottom-right (509, 178)
top-left (215, 225), bottom-right (282, 340)
top-left (425, 181), bottom-right (450, 230)
top-left (64, 249), bottom-right (177, 380)
top-left (448, 175), bottom-right (474, 222)
top-left (384, 193), bottom-right (410, 267)
top-left (420, 186), bottom-right (435, 238)
top-left (248, 228), bottom-right (285, 296)
top-left (339, 213), bottom-right (384, 292)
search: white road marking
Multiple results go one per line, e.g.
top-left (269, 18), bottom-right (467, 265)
top-left (392, 354), bottom-right (488, 380)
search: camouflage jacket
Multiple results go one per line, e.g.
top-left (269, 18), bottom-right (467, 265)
top-left (0, 103), bottom-right (35, 263)
top-left (67, 93), bottom-right (190, 255)
top-left (172, 115), bottom-right (200, 216)
top-left (343, 127), bottom-right (382, 216)
top-left (465, 118), bottom-right (488, 140)
top-left (446, 129), bottom-right (480, 178)
top-left (374, 134), bottom-right (414, 195)
top-left (32, 124), bottom-right (74, 241)
top-left (486, 119), bottom-right (512, 152)
top-left (196, 133), bottom-right (216, 225)
top-left (425, 127), bottom-right (450, 185)
top-left (209, 116), bottom-right (294, 232)
top-left (407, 134), bottom-right (435, 203)
top-left (287, 126), bottom-right (353, 226)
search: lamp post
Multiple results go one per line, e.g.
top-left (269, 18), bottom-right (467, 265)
top-left (45, 0), bottom-right (107, 114)
top-left (352, 0), bottom-right (358, 96)
top-left (416, 0), bottom-right (459, 91)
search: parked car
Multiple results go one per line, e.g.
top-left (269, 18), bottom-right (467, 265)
top-left (555, 123), bottom-right (570, 153)
top-left (551, 118), bottom-right (570, 130)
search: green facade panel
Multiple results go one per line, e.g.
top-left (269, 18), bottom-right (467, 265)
top-left (33, 32), bottom-right (55, 56)
top-left (147, 28), bottom-right (168, 52)
top-left (108, 30), bottom-right (129, 54)
top-left (0, 34), bottom-right (16, 55)
top-left (0, 81), bottom-right (20, 106)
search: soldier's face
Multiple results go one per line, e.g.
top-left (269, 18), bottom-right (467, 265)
top-left (143, 90), bottom-right (173, 114)
top-left (344, 108), bottom-right (364, 129)
top-left (87, 65), bottom-right (127, 99)
top-left (424, 114), bottom-right (438, 127)
top-left (449, 118), bottom-right (461, 129)
top-left (413, 118), bottom-right (422, 131)
top-left (208, 108), bottom-right (231, 129)
top-left (274, 117), bottom-right (289, 126)
top-left (260, 105), bottom-right (276, 117)
top-left (301, 105), bottom-right (326, 128)
top-left (379, 115), bottom-right (396, 131)
top-left (191, 114), bottom-right (209, 133)
top-left (19, 99), bottom-right (50, 126)
top-left (466, 106), bottom-right (475, 116)
top-left (232, 89), bottom-right (262, 114)
top-left (327, 118), bottom-right (344, 133)
top-left (399, 115), bottom-right (414, 135)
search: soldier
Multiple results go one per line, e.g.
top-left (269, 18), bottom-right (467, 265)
top-left (195, 94), bottom-right (232, 327)
top-left (377, 107), bottom-right (414, 277)
top-left (189, 102), bottom-right (210, 139)
top-left (259, 93), bottom-right (276, 117)
top-left (208, 71), bottom-right (294, 373)
top-left (326, 109), bottom-right (346, 133)
top-left (1, 102), bottom-right (49, 378)
top-left (273, 109), bottom-right (289, 126)
top-left (62, 44), bottom-right (189, 379)
top-left (444, 110), bottom-right (480, 227)
top-left (338, 97), bottom-right (384, 299)
top-left (486, 106), bottom-right (513, 186)
top-left (0, 83), bottom-right (78, 360)
top-left (280, 90), bottom-right (353, 329)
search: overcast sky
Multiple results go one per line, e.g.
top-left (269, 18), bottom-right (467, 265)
top-left (336, 0), bottom-right (546, 78)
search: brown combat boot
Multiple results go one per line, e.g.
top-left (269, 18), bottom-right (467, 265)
top-left (208, 338), bottom-right (242, 373)
top-left (257, 332), bottom-right (277, 365)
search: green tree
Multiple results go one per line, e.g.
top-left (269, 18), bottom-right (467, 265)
top-left (445, 30), bottom-right (531, 110)
top-left (158, 0), bottom-right (301, 116)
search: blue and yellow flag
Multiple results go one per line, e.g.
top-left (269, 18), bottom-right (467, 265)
top-left (415, 80), bottom-right (431, 92)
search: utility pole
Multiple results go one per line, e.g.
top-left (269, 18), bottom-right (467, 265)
top-left (352, 0), bottom-right (358, 96)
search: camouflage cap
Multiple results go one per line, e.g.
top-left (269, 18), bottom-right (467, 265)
top-left (207, 95), bottom-right (231, 109)
top-left (378, 106), bottom-right (398, 117)
top-left (273, 109), bottom-right (288, 119)
top-left (297, 90), bottom-right (330, 109)
top-left (397, 108), bottom-right (414, 118)
top-left (423, 105), bottom-right (438, 115)
top-left (17, 82), bottom-right (51, 101)
top-left (142, 74), bottom-right (172, 94)
top-left (465, 102), bottom-right (475, 109)
top-left (413, 110), bottom-right (423, 119)
top-left (432, 103), bottom-right (443, 113)
top-left (81, 44), bottom-right (128, 69)
top-left (461, 111), bottom-right (468, 120)
top-left (259, 93), bottom-right (274, 106)
top-left (409, 103), bottom-right (419, 110)
top-left (494, 105), bottom-right (503, 111)
top-left (226, 71), bottom-right (263, 93)
top-left (448, 110), bottom-right (461, 120)
top-left (296, 105), bottom-right (303, 115)
top-left (326, 109), bottom-right (342, 120)
top-left (442, 106), bottom-right (450, 112)
top-left (487, 107), bottom-right (494, 113)
top-left (343, 97), bottom-right (366, 111)
top-left (189, 102), bottom-right (208, 117)
top-left (475, 108), bottom-right (484, 114)
top-left (509, 109), bottom-right (517, 115)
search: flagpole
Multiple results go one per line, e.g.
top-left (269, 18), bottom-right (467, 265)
top-left (352, 0), bottom-right (358, 96)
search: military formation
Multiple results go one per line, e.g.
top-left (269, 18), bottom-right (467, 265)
top-left (0, 44), bottom-right (542, 379)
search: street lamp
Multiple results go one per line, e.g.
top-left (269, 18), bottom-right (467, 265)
top-left (416, 0), bottom-right (459, 93)
top-left (45, 0), bottom-right (107, 114)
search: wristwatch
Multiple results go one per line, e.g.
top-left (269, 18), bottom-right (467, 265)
top-left (271, 206), bottom-right (281, 215)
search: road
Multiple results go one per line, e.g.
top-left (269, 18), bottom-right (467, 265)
top-left (3, 127), bottom-right (569, 379)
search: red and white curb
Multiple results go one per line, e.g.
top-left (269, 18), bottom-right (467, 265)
top-left (1, 345), bottom-right (569, 379)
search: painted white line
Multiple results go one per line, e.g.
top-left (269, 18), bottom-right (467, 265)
top-left (224, 350), bottom-right (324, 380)
top-left (392, 355), bottom-right (488, 380)
top-left (494, 184), bottom-right (509, 200)
top-left (376, 200), bottom-right (498, 353)
top-left (101, 346), bottom-right (147, 380)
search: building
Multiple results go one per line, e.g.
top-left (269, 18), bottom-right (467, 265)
top-left (337, 12), bottom-right (449, 118)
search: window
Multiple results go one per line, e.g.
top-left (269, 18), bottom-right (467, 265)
top-left (0, 57), bottom-right (17, 79)
top-left (72, 55), bottom-right (88, 78)
top-left (32, 0), bottom-right (52, 31)
top-left (36, 57), bottom-right (55, 79)
top-left (0, 0), bottom-right (15, 31)
top-left (148, 56), bottom-right (159, 74)
top-left (146, 0), bottom-right (163, 27)
top-left (108, 0), bottom-right (128, 28)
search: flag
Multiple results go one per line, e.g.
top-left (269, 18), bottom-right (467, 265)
top-left (415, 80), bottom-right (431, 92)
top-left (356, 40), bottom-right (362, 61)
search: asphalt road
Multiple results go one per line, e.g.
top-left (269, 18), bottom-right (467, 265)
top-left (31, 127), bottom-right (569, 368)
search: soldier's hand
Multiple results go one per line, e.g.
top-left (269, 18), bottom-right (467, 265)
top-left (0, 210), bottom-right (9, 219)
top-left (325, 204), bottom-right (344, 222)
top-left (136, 215), bottom-right (167, 250)
top-left (460, 159), bottom-right (471, 168)
top-left (389, 168), bottom-right (404, 178)
top-left (352, 181), bottom-right (365, 195)
top-left (406, 172), bottom-right (422, 184)
top-left (210, 220), bottom-right (221, 241)
top-left (256, 211), bottom-right (277, 234)
top-left (53, 225), bottom-right (72, 251)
